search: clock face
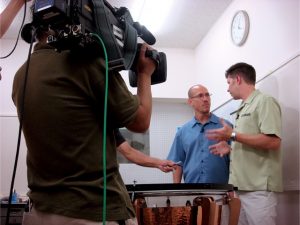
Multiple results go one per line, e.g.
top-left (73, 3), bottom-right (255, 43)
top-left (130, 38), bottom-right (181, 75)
top-left (231, 10), bottom-right (250, 46)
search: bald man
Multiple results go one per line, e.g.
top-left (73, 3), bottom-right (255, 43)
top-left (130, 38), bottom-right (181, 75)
top-left (167, 84), bottom-right (231, 184)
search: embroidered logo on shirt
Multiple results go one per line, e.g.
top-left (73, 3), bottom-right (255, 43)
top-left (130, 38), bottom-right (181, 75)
top-left (241, 113), bottom-right (251, 117)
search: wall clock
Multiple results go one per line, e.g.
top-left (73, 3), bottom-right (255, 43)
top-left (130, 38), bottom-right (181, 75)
top-left (231, 10), bottom-right (250, 46)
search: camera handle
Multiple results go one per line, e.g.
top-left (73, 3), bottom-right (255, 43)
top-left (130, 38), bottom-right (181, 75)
top-left (145, 49), bottom-right (160, 66)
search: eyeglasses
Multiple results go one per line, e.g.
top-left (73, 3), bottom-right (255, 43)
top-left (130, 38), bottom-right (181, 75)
top-left (190, 93), bottom-right (212, 99)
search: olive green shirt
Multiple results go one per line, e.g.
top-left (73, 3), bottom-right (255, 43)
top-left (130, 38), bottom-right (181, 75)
top-left (229, 90), bottom-right (283, 192)
top-left (12, 43), bottom-right (138, 221)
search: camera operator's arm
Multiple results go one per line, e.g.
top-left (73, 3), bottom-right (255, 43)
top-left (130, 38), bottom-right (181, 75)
top-left (0, 0), bottom-right (31, 38)
top-left (115, 129), bottom-right (175, 172)
top-left (126, 44), bottom-right (156, 133)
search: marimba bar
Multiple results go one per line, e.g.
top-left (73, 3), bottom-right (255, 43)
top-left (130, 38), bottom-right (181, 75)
top-left (126, 183), bottom-right (241, 225)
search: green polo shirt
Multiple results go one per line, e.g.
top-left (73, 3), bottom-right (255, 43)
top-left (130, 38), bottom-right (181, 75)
top-left (229, 90), bottom-right (283, 192)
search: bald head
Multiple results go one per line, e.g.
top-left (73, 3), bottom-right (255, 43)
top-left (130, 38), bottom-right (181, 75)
top-left (188, 84), bottom-right (208, 98)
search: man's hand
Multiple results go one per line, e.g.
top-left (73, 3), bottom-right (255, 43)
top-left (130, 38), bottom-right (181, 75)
top-left (158, 160), bottom-right (176, 173)
top-left (136, 43), bottom-right (156, 77)
top-left (209, 141), bottom-right (231, 157)
top-left (206, 118), bottom-right (233, 141)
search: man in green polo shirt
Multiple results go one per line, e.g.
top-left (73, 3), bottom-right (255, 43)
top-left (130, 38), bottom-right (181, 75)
top-left (206, 62), bottom-right (282, 225)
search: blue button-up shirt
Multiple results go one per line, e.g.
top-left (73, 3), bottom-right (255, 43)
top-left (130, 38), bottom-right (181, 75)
top-left (167, 114), bottom-right (230, 184)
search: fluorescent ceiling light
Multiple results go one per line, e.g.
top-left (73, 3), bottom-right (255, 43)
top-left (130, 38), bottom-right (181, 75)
top-left (131, 0), bottom-right (174, 35)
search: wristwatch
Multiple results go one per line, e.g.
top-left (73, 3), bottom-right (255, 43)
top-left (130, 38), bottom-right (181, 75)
top-left (230, 131), bottom-right (237, 141)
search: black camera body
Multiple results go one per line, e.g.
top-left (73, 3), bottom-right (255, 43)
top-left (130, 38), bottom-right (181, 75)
top-left (22, 0), bottom-right (167, 87)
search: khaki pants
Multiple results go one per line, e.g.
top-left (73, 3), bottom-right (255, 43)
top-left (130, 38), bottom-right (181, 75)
top-left (237, 191), bottom-right (277, 225)
top-left (22, 207), bottom-right (138, 225)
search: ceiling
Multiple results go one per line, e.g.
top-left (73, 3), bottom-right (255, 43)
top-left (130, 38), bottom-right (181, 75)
top-left (2, 0), bottom-right (233, 49)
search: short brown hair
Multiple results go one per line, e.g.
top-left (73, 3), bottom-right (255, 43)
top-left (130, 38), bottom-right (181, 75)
top-left (225, 62), bottom-right (256, 85)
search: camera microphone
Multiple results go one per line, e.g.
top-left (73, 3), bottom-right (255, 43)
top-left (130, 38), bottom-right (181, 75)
top-left (133, 22), bottom-right (156, 45)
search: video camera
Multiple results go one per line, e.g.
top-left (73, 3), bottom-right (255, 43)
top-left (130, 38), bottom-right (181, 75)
top-left (21, 0), bottom-right (167, 87)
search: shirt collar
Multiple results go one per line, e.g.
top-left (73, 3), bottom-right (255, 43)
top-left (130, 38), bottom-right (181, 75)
top-left (239, 89), bottom-right (260, 109)
top-left (191, 113), bottom-right (218, 128)
top-left (33, 42), bottom-right (56, 52)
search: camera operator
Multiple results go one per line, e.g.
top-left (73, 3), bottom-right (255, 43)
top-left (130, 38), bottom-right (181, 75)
top-left (12, 25), bottom-right (156, 225)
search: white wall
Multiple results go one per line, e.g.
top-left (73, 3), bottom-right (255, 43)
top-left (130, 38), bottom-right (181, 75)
top-left (0, 40), bottom-right (29, 115)
top-left (0, 116), bottom-right (28, 196)
top-left (122, 47), bottom-right (197, 99)
top-left (195, 0), bottom-right (299, 110)
top-left (0, 40), bottom-right (31, 197)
